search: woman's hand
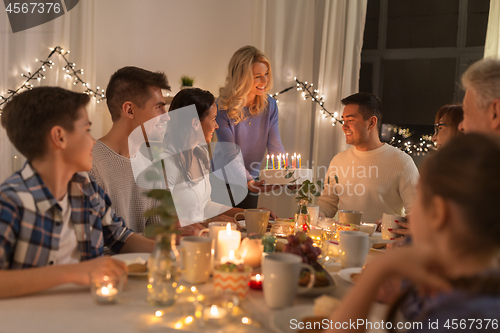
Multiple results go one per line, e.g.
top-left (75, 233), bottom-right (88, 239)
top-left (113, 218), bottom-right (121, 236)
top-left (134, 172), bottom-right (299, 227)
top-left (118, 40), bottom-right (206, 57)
top-left (247, 180), bottom-right (278, 193)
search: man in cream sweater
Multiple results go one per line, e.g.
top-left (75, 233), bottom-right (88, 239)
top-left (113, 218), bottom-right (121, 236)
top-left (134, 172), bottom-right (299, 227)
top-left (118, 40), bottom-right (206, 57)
top-left (317, 93), bottom-right (419, 223)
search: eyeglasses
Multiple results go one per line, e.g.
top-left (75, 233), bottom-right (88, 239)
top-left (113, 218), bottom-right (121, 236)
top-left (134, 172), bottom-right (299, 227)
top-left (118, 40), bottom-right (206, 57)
top-left (433, 123), bottom-right (449, 135)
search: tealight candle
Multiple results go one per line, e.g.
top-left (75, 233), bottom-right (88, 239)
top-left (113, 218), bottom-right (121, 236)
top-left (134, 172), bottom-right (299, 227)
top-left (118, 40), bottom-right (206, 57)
top-left (89, 272), bottom-right (124, 305)
top-left (95, 284), bottom-right (118, 303)
top-left (217, 223), bottom-right (241, 264)
top-left (249, 273), bottom-right (263, 290)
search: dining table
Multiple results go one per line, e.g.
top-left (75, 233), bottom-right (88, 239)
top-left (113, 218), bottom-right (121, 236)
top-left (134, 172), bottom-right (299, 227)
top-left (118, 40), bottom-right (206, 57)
top-left (0, 233), bottom-right (391, 333)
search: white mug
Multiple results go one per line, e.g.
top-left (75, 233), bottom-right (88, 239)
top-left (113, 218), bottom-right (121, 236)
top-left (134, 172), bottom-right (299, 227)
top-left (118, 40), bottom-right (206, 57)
top-left (179, 236), bottom-right (213, 284)
top-left (262, 253), bottom-right (315, 309)
top-left (339, 231), bottom-right (369, 268)
top-left (234, 209), bottom-right (270, 234)
top-left (338, 210), bottom-right (363, 225)
top-left (307, 205), bottom-right (320, 226)
top-left (381, 213), bottom-right (406, 240)
top-left (198, 222), bottom-right (237, 259)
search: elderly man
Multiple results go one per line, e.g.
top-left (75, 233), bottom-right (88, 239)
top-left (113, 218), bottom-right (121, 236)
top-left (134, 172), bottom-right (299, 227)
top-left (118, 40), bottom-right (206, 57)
top-left (459, 58), bottom-right (500, 134)
top-left (317, 93), bottom-right (419, 223)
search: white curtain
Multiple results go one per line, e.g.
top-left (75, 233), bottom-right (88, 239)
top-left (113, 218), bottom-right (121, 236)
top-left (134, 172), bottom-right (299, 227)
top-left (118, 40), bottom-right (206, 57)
top-left (0, 1), bottom-right (96, 182)
top-left (485, 0), bottom-right (500, 58)
top-left (252, 0), bottom-right (367, 217)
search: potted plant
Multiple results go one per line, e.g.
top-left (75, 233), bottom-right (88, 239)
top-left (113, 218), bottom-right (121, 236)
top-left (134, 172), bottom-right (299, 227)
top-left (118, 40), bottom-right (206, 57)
top-left (180, 75), bottom-right (194, 89)
top-left (284, 170), bottom-right (325, 233)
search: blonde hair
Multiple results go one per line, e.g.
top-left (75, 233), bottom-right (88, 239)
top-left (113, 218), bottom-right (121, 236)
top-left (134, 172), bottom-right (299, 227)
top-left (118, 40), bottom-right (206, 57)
top-left (218, 45), bottom-right (273, 124)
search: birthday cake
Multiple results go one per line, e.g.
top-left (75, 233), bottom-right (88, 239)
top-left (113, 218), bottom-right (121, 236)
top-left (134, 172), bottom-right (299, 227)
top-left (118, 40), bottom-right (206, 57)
top-left (260, 168), bottom-right (313, 185)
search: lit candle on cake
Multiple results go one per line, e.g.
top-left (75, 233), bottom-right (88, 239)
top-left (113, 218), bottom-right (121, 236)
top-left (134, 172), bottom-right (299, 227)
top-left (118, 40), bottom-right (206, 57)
top-left (220, 249), bottom-right (243, 265)
top-left (217, 223), bottom-right (241, 263)
top-left (266, 155), bottom-right (269, 170)
top-left (293, 153), bottom-right (297, 168)
top-left (286, 153), bottom-right (289, 168)
top-left (271, 154), bottom-right (274, 169)
top-left (298, 154), bottom-right (301, 169)
top-left (277, 153), bottom-right (281, 169)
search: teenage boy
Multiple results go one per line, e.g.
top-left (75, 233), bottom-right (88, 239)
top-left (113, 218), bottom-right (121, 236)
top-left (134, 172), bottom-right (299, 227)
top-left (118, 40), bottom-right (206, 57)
top-left (90, 66), bottom-right (207, 235)
top-left (0, 87), bottom-right (154, 299)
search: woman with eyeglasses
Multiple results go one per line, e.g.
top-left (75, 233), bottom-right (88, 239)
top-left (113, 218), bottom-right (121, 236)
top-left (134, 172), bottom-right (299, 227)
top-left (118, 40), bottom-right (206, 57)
top-left (432, 104), bottom-right (464, 149)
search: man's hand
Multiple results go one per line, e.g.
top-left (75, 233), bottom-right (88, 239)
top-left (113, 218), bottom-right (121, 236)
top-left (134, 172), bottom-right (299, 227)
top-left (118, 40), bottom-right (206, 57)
top-left (258, 207), bottom-right (278, 220)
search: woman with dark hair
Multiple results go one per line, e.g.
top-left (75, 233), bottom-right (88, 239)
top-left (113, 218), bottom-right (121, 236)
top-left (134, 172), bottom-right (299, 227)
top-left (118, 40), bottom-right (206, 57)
top-left (327, 134), bottom-right (500, 332)
top-left (432, 104), bottom-right (464, 149)
top-left (161, 88), bottom-right (244, 226)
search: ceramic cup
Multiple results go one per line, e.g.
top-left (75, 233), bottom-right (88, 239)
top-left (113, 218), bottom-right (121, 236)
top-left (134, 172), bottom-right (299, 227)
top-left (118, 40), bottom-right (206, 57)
top-left (179, 236), bottom-right (213, 284)
top-left (381, 213), bottom-right (406, 240)
top-left (307, 205), bottom-right (320, 226)
top-left (198, 222), bottom-right (237, 259)
top-left (234, 209), bottom-right (270, 235)
top-left (262, 253), bottom-right (315, 309)
top-left (338, 210), bottom-right (363, 225)
top-left (338, 231), bottom-right (369, 268)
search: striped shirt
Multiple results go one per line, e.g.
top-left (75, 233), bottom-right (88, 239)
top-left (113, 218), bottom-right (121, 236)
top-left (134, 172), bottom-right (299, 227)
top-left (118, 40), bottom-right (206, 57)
top-left (0, 162), bottom-right (134, 269)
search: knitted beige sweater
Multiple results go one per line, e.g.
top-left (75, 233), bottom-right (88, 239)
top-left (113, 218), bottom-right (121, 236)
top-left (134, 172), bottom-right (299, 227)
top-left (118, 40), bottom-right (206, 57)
top-left (317, 144), bottom-right (419, 222)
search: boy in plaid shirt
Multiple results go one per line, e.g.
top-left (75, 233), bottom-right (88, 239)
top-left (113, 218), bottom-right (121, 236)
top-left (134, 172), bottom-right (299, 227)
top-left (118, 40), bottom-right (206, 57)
top-left (0, 87), bottom-right (155, 298)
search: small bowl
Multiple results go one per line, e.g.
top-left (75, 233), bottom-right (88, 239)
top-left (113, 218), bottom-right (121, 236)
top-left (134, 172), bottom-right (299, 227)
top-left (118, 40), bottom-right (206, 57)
top-left (359, 223), bottom-right (377, 236)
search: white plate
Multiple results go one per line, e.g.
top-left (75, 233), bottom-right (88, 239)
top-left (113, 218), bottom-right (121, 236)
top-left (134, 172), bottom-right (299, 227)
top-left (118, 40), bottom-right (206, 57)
top-left (270, 304), bottom-right (315, 333)
top-left (338, 267), bottom-right (363, 284)
top-left (112, 253), bottom-right (149, 276)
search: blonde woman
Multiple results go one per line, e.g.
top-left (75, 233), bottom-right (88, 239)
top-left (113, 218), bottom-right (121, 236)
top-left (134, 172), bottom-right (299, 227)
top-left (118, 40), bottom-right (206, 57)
top-left (216, 45), bottom-right (285, 209)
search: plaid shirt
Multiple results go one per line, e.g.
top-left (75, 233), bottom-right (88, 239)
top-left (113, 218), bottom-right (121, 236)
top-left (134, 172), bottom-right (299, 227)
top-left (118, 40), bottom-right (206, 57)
top-left (0, 163), bottom-right (134, 269)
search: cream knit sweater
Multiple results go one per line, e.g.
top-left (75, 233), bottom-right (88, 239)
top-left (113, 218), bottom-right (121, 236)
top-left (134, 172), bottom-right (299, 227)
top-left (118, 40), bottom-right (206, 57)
top-left (317, 144), bottom-right (419, 223)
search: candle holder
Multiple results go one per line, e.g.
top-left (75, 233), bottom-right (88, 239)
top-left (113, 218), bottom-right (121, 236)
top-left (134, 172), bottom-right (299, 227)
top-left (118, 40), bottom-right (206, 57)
top-left (248, 273), bottom-right (263, 290)
top-left (196, 293), bottom-right (239, 328)
top-left (89, 271), bottom-right (125, 304)
top-left (237, 238), bottom-right (263, 268)
top-left (261, 235), bottom-right (277, 253)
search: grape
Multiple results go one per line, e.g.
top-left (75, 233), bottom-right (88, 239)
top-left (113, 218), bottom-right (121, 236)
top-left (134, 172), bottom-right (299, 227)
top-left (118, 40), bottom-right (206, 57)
top-left (304, 237), bottom-right (313, 245)
top-left (301, 255), bottom-right (309, 264)
top-left (283, 244), bottom-right (291, 253)
top-left (291, 246), bottom-right (302, 256)
top-left (307, 251), bottom-right (318, 262)
top-left (314, 246), bottom-right (322, 256)
top-left (301, 242), bottom-right (314, 254)
top-left (287, 235), bottom-right (298, 246)
top-left (296, 232), bottom-right (308, 243)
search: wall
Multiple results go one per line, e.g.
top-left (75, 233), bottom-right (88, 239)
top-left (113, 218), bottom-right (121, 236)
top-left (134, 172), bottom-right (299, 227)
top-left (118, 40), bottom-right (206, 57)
top-left (93, 0), bottom-right (253, 138)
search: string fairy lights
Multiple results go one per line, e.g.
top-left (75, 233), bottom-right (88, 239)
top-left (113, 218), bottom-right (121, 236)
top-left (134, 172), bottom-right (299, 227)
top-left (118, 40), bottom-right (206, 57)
top-left (0, 46), bottom-right (106, 113)
top-left (271, 77), bottom-right (343, 126)
top-left (273, 78), bottom-right (434, 157)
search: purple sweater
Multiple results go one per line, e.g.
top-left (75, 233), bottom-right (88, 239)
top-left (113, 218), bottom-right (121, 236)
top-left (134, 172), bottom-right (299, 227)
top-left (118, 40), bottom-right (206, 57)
top-left (216, 95), bottom-right (285, 182)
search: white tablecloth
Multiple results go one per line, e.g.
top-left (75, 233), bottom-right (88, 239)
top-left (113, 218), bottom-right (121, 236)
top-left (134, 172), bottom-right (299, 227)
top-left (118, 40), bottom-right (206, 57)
top-left (0, 233), bottom-right (390, 333)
